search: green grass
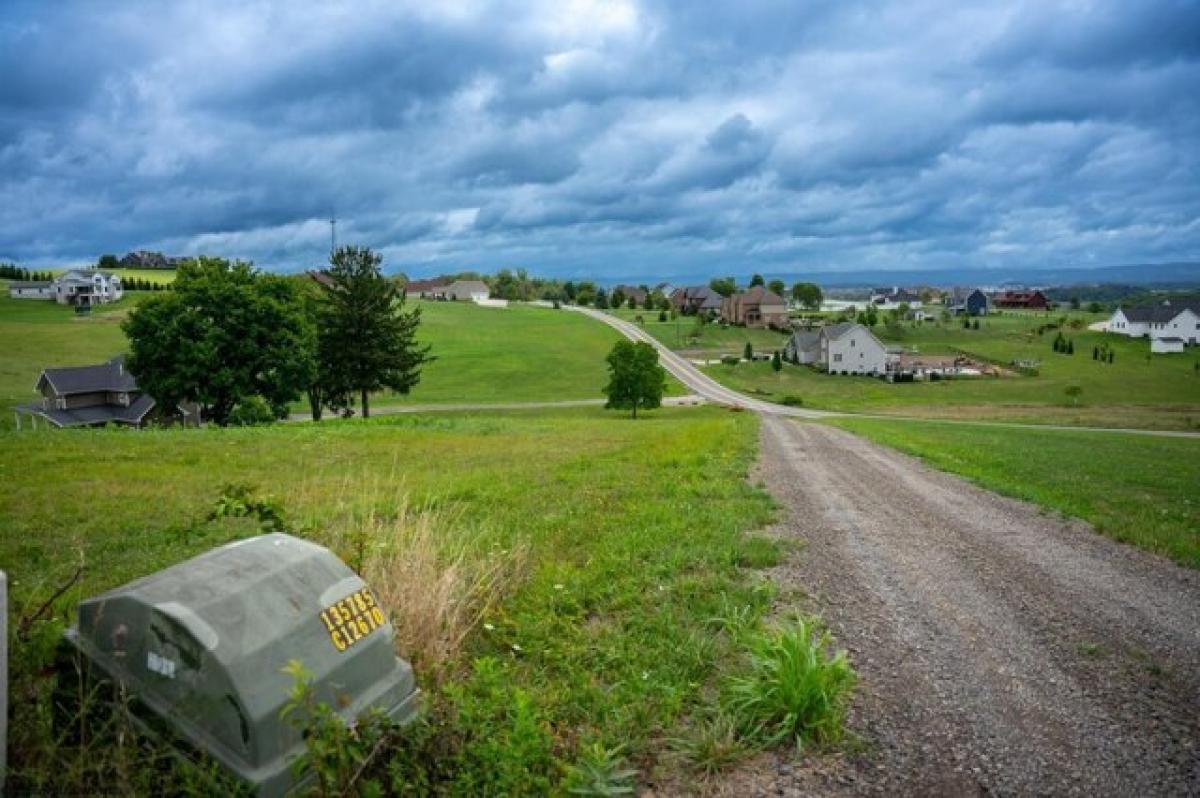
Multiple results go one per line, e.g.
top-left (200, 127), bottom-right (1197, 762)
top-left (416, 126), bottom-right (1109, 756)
top-left (0, 295), bottom-right (680, 424)
top-left (375, 301), bottom-right (682, 407)
top-left (3, 406), bottom-right (781, 792)
top-left (827, 417), bottom-right (1200, 568)
top-left (604, 307), bottom-right (791, 355)
top-left (0, 292), bottom-right (152, 417)
top-left (99, 267), bottom-right (176, 285)
top-left (707, 311), bottom-right (1200, 430)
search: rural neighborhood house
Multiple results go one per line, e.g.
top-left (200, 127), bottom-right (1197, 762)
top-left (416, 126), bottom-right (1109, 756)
top-left (14, 356), bottom-right (197, 429)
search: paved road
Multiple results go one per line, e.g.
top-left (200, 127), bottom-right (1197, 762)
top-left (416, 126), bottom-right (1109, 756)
top-left (571, 307), bottom-right (1200, 439)
top-left (721, 418), bottom-right (1200, 796)
top-left (568, 306), bottom-right (827, 417)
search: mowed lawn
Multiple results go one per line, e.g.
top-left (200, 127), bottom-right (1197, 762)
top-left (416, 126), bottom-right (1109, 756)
top-left (828, 417), bottom-right (1200, 569)
top-left (707, 311), bottom-right (1200, 430)
top-left (605, 306), bottom-right (791, 354)
top-left (0, 292), bottom-right (150, 419)
top-left (376, 301), bottom-right (647, 407)
top-left (3, 406), bottom-right (777, 791)
top-left (0, 292), bottom-right (675, 425)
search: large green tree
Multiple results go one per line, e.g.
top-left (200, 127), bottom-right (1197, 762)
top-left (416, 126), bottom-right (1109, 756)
top-left (791, 282), bottom-right (823, 310)
top-left (123, 257), bottom-right (315, 425)
top-left (709, 276), bottom-right (737, 297)
top-left (319, 246), bottom-right (432, 418)
top-left (603, 340), bottom-right (666, 419)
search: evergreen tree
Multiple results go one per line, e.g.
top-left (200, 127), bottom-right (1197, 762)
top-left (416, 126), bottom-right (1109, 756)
top-left (749, 274), bottom-right (765, 287)
top-left (603, 340), bottom-right (666, 419)
top-left (772, 350), bottom-right (783, 372)
top-left (318, 246), bottom-right (433, 419)
top-left (744, 341), bottom-right (754, 361)
top-left (1067, 339), bottom-right (1074, 355)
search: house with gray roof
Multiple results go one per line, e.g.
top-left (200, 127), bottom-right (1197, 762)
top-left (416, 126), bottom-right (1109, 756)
top-left (670, 285), bottom-right (723, 315)
top-left (8, 280), bottom-right (54, 300)
top-left (1108, 298), bottom-right (1199, 347)
top-left (785, 322), bottom-right (894, 375)
top-left (13, 357), bottom-right (196, 429)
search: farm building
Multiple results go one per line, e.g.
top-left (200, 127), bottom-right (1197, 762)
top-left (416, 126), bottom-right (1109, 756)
top-left (947, 288), bottom-right (990, 316)
top-left (993, 290), bottom-right (1049, 310)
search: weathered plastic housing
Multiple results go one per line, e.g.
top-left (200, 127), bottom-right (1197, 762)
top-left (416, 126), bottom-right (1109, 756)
top-left (63, 534), bottom-right (419, 796)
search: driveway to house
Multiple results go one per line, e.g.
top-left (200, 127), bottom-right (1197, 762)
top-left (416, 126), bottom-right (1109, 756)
top-left (718, 417), bottom-right (1200, 795)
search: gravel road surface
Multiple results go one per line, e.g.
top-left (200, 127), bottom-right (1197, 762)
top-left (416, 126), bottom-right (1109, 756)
top-left (720, 417), bottom-right (1200, 796)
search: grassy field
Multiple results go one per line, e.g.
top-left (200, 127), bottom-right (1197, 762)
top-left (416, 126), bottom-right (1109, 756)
top-left (706, 311), bottom-right (1200, 430)
top-left (3, 406), bottom-right (783, 792)
top-left (101, 267), bottom-right (176, 285)
top-left (0, 293), bottom-right (678, 425)
top-left (380, 301), bottom-right (682, 408)
top-left (0, 292), bottom-right (150, 417)
top-left (604, 307), bottom-right (792, 354)
top-left (828, 417), bottom-right (1200, 568)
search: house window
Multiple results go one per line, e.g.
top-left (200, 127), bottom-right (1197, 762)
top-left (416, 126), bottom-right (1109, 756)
top-left (850, 339), bottom-right (855, 347)
top-left (833, 353), bottom-right (842, 363)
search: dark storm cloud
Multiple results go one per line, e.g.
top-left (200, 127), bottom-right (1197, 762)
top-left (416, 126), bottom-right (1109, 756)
top-left (1, 0), bottom-right (1197, 278)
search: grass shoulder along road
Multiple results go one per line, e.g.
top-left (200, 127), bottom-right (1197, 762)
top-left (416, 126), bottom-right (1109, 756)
top-left (826, 416), bottom-right (1200, 569)
top-left (2, 405), bottom-right (826, 793)
top-left (705, 311), bottom-right (1200, 430)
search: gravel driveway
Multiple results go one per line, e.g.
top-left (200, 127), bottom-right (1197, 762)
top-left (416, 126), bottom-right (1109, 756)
top-left (720, 417), bottom-right (1200, 796)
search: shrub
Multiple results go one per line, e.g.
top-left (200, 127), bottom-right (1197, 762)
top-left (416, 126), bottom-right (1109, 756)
top-left (726, 618), bottom-right (856, 750)
top-left (778, 395), bottom-right (804, 407)
top-left (670, 713), bottom-right (751, 777)
top-left (319, 493), bottom-right (528, 678)
top-left (229, 395), bottom-right (277, 426)
top-left (658, 310), bottom-right (667, 322)
top-left (743, 342), bottom-right (753, 361)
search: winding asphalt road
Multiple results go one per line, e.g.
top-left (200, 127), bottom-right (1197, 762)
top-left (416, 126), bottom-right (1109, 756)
top-left (568, 306), bottom-right (828, 417)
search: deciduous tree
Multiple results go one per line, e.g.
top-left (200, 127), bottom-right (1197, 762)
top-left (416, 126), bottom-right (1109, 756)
top-left (603, 340), bottom-right (666, 419)
top-left (123, 257), bottom-right (315, 425)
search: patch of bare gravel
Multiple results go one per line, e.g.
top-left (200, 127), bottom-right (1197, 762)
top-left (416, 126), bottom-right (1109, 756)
top-left (712, 418), bottom-right (1200, 797)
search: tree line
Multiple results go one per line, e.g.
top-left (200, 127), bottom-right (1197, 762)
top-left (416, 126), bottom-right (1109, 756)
top-left (0, 263), bottom-right (54, 281)
top-left (123, 247), bottom-right (431, 426)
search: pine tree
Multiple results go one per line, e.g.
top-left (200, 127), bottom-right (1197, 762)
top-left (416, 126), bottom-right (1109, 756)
top-left (772, 350), bottom-right (783, 372)
top-left (318, 246), bottom-right (433, 418)
top-left (743, 342), bottom-right (754, 361)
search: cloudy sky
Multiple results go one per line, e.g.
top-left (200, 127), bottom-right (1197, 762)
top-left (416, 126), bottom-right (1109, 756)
top-left (2, 0), bottom-right (1198, 280)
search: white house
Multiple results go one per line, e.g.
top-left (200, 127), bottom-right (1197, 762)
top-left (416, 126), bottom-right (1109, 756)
top-left (1108, 299), bottom-right (1199, 346)
top-left (8, 281), bottom-right (54, 300)
top-left (785, 322), bottom-right (893, 376)
top-left (52, 270), bottom-right (123, 306)
top-left (437, 280), bottom-right (490, 302)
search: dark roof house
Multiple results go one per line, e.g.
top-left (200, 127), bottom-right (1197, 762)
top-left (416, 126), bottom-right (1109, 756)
top-left (993, 290), bottom-right (1049, 309)
top-left (14, 356), bottom-right (194, 429)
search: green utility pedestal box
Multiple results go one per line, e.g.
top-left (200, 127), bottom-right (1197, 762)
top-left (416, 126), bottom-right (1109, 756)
top-left (62, 533), bottom-right (419, 796)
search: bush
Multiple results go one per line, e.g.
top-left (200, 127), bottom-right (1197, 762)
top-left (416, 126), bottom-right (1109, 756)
top-left (726, 618), bottom-right (856, 750)
top-left (721, 355), bottom-right (741, 366)
top-left (778, 395), bottom-right (804, 407)
top-left (228, 395), bottom-right (277, 426)
top-left (658, 310), bottom-right (667, 322)
top-left (743, 342), bottom-right (753, 361)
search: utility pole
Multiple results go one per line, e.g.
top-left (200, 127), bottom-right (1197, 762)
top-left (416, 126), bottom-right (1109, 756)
top-left (329, 215), bottom-right (337, 255)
